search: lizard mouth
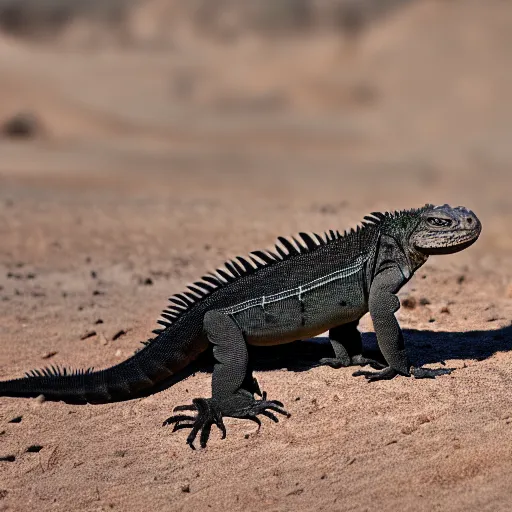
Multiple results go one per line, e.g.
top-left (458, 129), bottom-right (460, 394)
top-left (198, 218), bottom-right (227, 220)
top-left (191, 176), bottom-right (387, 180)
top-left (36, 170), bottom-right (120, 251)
top-left (415, 232), bottom-right (480, 255)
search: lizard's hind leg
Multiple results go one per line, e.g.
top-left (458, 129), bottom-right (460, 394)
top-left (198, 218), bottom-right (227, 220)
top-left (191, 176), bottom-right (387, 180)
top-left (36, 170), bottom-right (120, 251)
top-left (163, 310), bottom-right (289, 449)
top-left (320, 321), bottom-right (385, 370)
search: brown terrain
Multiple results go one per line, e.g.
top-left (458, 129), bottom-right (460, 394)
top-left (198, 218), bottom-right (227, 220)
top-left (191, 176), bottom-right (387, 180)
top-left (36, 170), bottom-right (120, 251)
top-left (1, 0), bottom-right (512, 510)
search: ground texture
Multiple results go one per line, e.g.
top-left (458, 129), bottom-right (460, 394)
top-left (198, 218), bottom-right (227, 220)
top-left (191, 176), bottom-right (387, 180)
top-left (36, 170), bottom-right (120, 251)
top-left (1, 1), bottom-right (512, 510)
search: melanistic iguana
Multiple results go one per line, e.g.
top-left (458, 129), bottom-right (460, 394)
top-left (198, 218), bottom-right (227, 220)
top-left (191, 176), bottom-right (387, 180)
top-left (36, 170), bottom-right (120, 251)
top-left (0, 204), bottom-right (481, 448)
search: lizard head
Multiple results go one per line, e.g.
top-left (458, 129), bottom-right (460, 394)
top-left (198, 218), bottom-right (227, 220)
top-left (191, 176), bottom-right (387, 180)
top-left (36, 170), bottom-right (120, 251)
top-left (410, 204), bottom-right (482, 255)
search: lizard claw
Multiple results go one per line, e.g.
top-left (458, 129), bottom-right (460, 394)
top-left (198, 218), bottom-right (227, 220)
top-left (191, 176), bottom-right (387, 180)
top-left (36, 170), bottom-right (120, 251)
top-left (352, 367), bottom-right (399, 381)
top-left (172, 404), bottom-right (197, 412)
top-left (164, 393), bottom-right (289, 448)
top-left (411, 366), bottom-right (454, 379)
top-left (163, 398), bottom-right (226, 449)
top-left (319, 355), bottom-right (386, 370)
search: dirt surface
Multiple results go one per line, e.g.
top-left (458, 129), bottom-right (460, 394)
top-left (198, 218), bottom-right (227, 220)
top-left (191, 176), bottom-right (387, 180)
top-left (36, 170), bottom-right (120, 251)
top-left (1, 1), bottom-right (512, 511)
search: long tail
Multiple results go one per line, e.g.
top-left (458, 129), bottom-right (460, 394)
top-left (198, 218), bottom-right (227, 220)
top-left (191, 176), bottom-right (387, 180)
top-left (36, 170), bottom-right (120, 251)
top-left (0, 341), bottom-right (188, 404)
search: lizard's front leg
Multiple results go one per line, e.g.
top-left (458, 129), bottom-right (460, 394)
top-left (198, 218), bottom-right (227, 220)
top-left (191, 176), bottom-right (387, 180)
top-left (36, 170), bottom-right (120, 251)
top-left (163, 310), bottom-right (289, 449)
top-left (353, 267), bottom-right (453, 382)
top-left (319, 321), bottom-right (385, 370)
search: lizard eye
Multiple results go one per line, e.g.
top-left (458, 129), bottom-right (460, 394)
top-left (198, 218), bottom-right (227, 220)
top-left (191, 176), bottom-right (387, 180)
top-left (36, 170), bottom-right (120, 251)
top-left (427, 217), bottom-right (452, 227)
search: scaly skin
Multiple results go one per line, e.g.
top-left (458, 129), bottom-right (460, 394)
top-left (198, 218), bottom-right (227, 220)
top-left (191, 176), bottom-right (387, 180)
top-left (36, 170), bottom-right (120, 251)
top-left (0, 204), bottom-right (481, 449)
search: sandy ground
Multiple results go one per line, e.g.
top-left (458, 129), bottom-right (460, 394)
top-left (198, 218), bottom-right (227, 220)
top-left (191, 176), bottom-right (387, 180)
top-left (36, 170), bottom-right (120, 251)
top-left (1, 1), bottom-right (512, 511)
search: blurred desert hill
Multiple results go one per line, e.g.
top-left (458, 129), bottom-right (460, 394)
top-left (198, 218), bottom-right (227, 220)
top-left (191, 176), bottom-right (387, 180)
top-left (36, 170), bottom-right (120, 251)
top-left (0, 0), bottom-right (510, 157)
top-left (0, 0), bottom-right (510, 260)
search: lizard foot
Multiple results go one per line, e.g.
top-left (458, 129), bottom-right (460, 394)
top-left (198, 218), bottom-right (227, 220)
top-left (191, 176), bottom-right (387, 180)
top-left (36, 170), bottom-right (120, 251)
top-left (352, 367), bottom-right (399, 381)
top-left (411, 366), bottom-right (454, 379)
top-left (163, 398), bottom-right (226, 450)
top-left (319, 354), bottom-right (385, 370)
top-left (163, 392), bottom-right (289, 449)
top-left (353, 366), bottom-right (455, 381)
top-left (233, 391), bottom-right (290, 427)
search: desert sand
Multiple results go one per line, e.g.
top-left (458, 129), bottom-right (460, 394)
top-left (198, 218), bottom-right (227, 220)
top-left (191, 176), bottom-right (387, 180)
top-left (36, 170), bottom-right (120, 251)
top-left (1, 1), bottom-right (512, 510)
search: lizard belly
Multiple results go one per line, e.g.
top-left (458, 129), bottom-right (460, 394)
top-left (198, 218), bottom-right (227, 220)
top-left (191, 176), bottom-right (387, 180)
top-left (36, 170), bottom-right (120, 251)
top-left (232, 277), bottom-right (367, 346)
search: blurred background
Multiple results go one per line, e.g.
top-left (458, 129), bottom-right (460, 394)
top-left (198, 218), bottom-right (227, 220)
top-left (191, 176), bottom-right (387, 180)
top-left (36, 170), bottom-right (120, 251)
top-left (0, 0), bottom-right (511, 259)
top-left (0, 0), bottom-right (510, 288)
top-left (1, 3), bottom-right (512, 510)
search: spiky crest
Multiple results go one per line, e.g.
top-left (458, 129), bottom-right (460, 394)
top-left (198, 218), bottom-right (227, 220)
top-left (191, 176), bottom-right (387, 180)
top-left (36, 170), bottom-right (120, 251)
top-left (145, 206), bottom-right (429, 345)
top-left (25, 365), bottom-right (95, 379)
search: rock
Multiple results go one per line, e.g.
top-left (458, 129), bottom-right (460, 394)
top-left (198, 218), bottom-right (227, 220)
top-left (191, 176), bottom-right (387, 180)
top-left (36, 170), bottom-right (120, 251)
top-left (1, 112), bottom-right (43, 139)
top-left (25, 445), bottom-right (43, 453)
top-left (401, 296), bottom-right (417, 309)
top-left (112, 329), bottom-right (127, 341)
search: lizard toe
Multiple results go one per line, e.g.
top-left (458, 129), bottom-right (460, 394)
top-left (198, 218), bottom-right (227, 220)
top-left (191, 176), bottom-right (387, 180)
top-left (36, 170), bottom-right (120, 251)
top-left (352, 367), bottom-right (399, 381)
top-left (411, 367), bottom-right (454, 379)
top-left (350, 354), bottom-right (387, 369)
top-left (164, 398), bottom-right (226, 449)
top-left (319, 357), bottom-right (346, 369)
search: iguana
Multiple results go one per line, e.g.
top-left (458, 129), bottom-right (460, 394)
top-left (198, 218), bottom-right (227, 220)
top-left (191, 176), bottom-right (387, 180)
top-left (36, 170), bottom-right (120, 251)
top-left (0, 204), bottom-right (481, 449)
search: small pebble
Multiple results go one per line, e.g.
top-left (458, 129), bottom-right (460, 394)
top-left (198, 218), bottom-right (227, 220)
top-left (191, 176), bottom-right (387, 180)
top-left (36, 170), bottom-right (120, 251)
top-left (80, 330), bottom-right (96, 340)
top-left (1, 112), bottom-right (42, 139)
top-left (401, 296), bottom-right (417, 309)
top-left (25, 445), bottom-right (43, 453)
top-left (41, 351), bottom-right (57, 359)
top-left (419, 297), bottom-right (431, 306)
top-left (181, 484), bottom-right (190, 493)
top-left (440, 306), bottom-right (450, 314)
top-left (112, 330), bottom-right (127, 341)
top-left (8, 416), bottom-right (22, 423)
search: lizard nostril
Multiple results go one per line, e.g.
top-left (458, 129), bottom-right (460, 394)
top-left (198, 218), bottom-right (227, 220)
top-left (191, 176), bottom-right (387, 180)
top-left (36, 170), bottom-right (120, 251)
top-left (467, 217), bottom-right (473, 224)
